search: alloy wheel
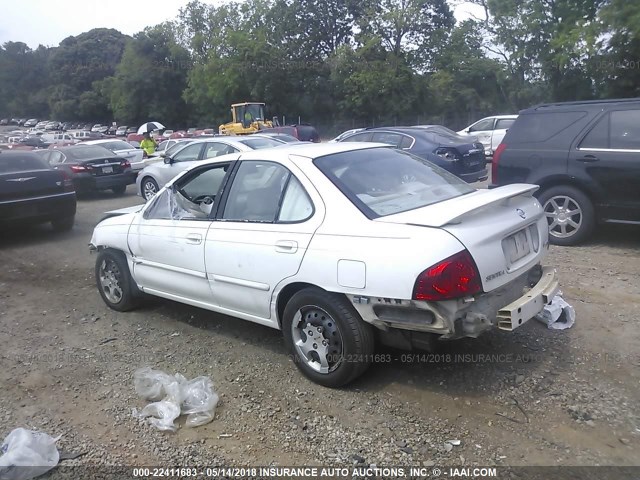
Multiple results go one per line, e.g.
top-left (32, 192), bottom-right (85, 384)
top-left (99, 258), bottom-right (123, 304)
top-left (291, 306), bottom-right (344, 374)
top-left (543, 195), bottom-right (583, 239)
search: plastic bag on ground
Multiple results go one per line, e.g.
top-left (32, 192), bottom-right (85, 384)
top-left (135, 401), bottom-right (182, 432)
top-left (535, 291), bottom-right (576, 330)
top-left (181, 377), bottom-right (219, 428)
top-left (0, 428), bottom-right (60, 480)
top-left (132, 367), bottom-right (219, 431)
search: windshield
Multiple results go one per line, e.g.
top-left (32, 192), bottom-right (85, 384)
top-left (314, 147), bottom-right (475, 218)
top-left (101, 140), bottom-right (134, 151)
top-left (237, 104), bottom-right (265, 122)
top-left (238, 137), bottom-right (282, 150)
top-left (59, 146), bottom-right (117, 161)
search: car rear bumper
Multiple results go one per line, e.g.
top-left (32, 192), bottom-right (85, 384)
top-left (459, 167), bottom-right (489, 183)
top-left (73, 173), bottom-right (135, 191)
top-left (0, 192), bottom-right (77, 223)
top-left (347, 264), bottom-right (558, 340)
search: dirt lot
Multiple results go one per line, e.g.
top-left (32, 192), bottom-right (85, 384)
top-left (1, 181), bottom-right (639, 473)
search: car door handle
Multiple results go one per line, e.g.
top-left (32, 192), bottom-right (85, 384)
top-left (185, 233), bottom-right (202, 245)
top-left (275, 240), bottom-right (298, 253)
top-left (577, 155), bottom-right (600, 163)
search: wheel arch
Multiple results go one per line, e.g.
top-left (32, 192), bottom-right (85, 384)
top-left (535, 176), bottom-right (599, 204)
top-left (275, 282), bottom-right (325, 328)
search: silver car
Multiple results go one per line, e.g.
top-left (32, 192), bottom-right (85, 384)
top-left (136, 135), bottom-right (285, 200)
top-left (81, 139), bottom-right (145, 172)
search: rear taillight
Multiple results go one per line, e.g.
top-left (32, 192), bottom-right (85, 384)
top-left (70, 165), bottom-right (87, 173)
top-left (492, 143), bottom-right (507, 184)
top-left (61, 171), bottom-right (75, 192)
top-left (121, 160), bottom-right (131, 169)
top-left (412, 250), bottom-right (482, 301)
top-left (434, 147), bottom-right (461, 161)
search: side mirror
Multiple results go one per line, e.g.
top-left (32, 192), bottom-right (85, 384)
top-left (164, 156), bottom-right (173, 165)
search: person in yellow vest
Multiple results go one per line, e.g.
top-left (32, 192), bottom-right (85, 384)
top-left (140, 132), bottom-right (157, 156)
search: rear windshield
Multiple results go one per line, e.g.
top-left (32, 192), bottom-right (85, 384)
top-left (60, 146), bottom-right (116, 161)
top-left (101, 140), bottom-right (135, 151)
top-left (0, 154), bottom-right (49, 173)
top-left (507, 111), bottom-right (586, 143)
top-left (238, 138), bottom-right (283, 150)
top-left (314, 147), bottom-right (474, 218)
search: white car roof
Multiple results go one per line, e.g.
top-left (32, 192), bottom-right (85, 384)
top-left (195, 142), bottom-right (390, 167)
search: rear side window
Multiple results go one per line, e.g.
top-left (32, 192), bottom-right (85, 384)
top-left (507, 111), bottom-right (586, 143)
top-left (343, 132), bottom-right (373, 142)
top-left (371, 132), bottom-right (403, 147)
top-left (0, 154), bottom-right (48, 173)
top-left (610, 110), bottom-right (640, 150)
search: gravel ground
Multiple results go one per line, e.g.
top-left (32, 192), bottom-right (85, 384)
top-left (1, 176), bottom-right (639, 475)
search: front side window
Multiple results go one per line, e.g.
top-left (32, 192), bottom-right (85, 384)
top-left (144, 164), bottom-right (230, 220)
top-left (223, 161), bottom-right (292, 223)
top-left (314, 147), bottom-right (474, 218)
top-left (468, 118), bottom-right (494, 132)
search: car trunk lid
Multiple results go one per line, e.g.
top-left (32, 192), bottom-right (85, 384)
top-left (0, 169), bottom-right (67, 201)
top-left (80, 157), bottom-right (125, 176)
top-left (374, 184), bottom-right (548, 292)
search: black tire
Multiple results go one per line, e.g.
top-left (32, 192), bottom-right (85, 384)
top-left (141, 177), bottom-right (159, 201)
top-left (95, 249), bottom-right (141, 312)
top-left (111, 185), bottom-right (127, 195)
top-left (538, 185), bottom-right (595, 246)
top-left (51, 215), bottom-right (74, 232)
top-left (282, 287), bottom-right (375, 387)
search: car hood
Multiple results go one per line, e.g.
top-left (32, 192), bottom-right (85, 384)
top-left (103, 204), bottom-right (145, 218)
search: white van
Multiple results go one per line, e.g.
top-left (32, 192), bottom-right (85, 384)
top-left (41, 133), bottom-right (75, 144)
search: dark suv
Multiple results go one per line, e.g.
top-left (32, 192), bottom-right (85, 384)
top-left (491, 98), bottom-right (640, 245)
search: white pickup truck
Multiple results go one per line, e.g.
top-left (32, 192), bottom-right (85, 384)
top-left (458, 115), bottom-right (518, 157)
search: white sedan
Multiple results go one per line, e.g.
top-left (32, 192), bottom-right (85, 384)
top-left (81, 139), bottom-right (145, 172)
top-left (90, 143), bottom-right (558, 387)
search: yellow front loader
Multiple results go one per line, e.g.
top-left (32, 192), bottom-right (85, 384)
top-left (218, 102), bottom-right (274, 135)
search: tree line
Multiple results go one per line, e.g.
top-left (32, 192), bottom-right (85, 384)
top-left (0, 0), bottom-right (637, 134)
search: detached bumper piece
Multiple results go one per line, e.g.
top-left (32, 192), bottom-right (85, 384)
top-left (496, 267), bottom-right (559, 331)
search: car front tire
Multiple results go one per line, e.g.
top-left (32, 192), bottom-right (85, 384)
top-left (141, 177), bottom-right (159, 201)
top-left (95, 249), bottom-right (141, 312)
top-left (282, 288), bottom-right (375, 388)
top-left (539, 186), bottom-right (595, 246)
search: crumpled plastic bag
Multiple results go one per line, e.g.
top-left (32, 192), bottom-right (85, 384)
top-left (132, 367), bottom-right (219, 432)
top-left (535, 291), bottom-right (576, 330)
top-left (0, 428), bottom-right (60, 480)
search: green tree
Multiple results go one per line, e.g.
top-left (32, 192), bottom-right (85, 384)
top-left (108, 24), bottom-right (192, 127)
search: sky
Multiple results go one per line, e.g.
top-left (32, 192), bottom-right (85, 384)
top-left (0, 0), bottom-right (485, 49)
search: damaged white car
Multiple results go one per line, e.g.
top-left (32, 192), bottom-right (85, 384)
top-left (90, 143), bottom-right (559, 387)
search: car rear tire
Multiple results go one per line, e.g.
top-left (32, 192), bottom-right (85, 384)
top-left (95, 249), bottom-right (141, 312)
top-left (539, 186), bottom-right (595, 246)
top-left (282, 288), bottom-right (375, 387)
top-left (51, 215), bottom-right (74, 232)
top-left (141, 177), bottom-right (159, 201)
top-left (112, 185), bottom-right (127, 195)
